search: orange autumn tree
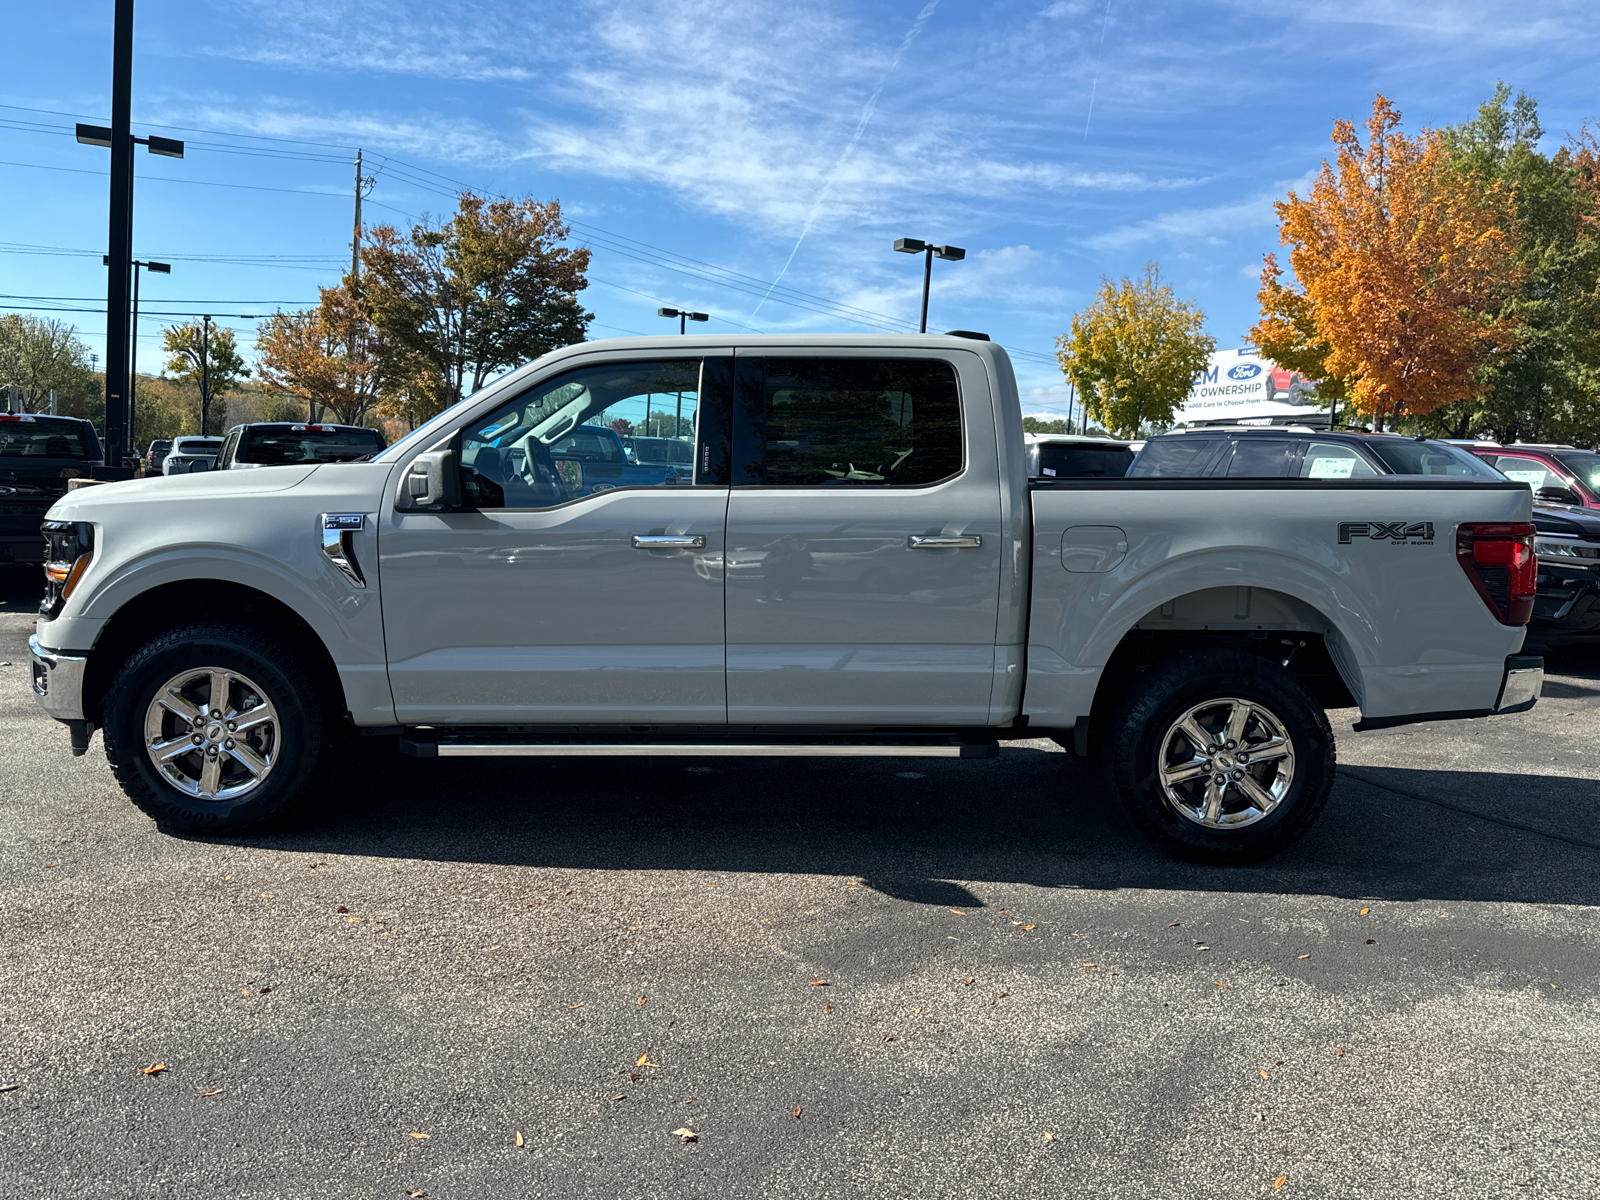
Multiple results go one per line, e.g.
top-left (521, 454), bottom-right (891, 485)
top-left (1250, 95), bottom-right (1521, 425)
top-left (255, 284), bottom-right (381, 426)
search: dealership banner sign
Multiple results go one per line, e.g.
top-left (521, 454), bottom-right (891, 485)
top-left (1174, 347), bottom-right (1322, 426)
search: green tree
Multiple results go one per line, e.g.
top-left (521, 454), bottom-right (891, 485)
top-left (1427, 84), bottom-right (1600, 443)
top-left (361, 193), bottom-right (593, 424)
top-left (1055, 264), bottom-right (1215, 438)
top-left (0, 315), bottom-right (97, 413)
top-left (163, 322), bottom-right (251, 435)
top-left (1021, 416), bottom-right (1071, 434)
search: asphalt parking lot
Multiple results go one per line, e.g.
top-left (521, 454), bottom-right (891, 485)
top-left (2, 565), bottom-right (1598, 1199)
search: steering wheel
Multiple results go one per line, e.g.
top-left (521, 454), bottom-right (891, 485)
top-left (517, 437), bottom-right (569, 501)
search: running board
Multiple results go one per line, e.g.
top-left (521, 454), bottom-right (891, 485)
top-left (399, 733), bottom-right (999, 759)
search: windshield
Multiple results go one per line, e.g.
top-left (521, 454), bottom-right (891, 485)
top-left (0, 419), bottom-right (96, 461)
top-left (242, 426), bottom-right (385, 464)
top-left (1555, 452), bottom-right (1600, 495)
top-left (1366, 440), bottom-right (1502, 478)
top-left (628, 435), bottom-right (694, 465)
top-left (175, 438), bottom-right (223, 454)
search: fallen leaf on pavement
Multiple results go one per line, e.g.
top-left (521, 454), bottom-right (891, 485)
top-left (259, 986), bottom-right (271, 994)
top-left (199, 1088), bottom-right (222, 1097)
top-left (1214, 982), bottom-right (1229, 989)
top-left (141, 1063), bottom-right (166, 1076)
top-left (809, 980), bottom-right (828, 987)
top-left (883, 1035), bottom-right (895, 1043)
top-left (705, 882), bottom-right (718, 888)
top-left (241, 988), bottom-right (250, 996)
top-left (1082, 963), bottom-right (1095, 969)
top-left (612, 1094), bottom-right (626, 1102)
top-left (1336, 1048), bottom-right (1345, 1057)
top-left (629, 1073), bottom-right (641, 1081)
top-left (637, 997), bottom-right (647, 1007)
top-left (637, 1054), bottom-right (658, 1068)
top-left (1043, 1132), bottom-right (1056, 1142)
top-left (964, 977), bottom-right (975, 986)
top-left (823, 1003), bottom-right (833, 1014)
top-left (793, 1106), bottom-right (803, 1118)
top-left (336, 906), bottom-right (348, 913)
top-left (949, 909), bottom-right (965, 916)
top-left (224, 874), bottom-right (233, 881)
top-left (409, 1192), bottom-right (425, 1198)
top-left (1259, 1070), bottom-right (1269, 1079)
top-left (1021, 925), bottom-right (1036, 931)
top-left (1366, 939), bottom-right (1376, 945)
top-left (846, 880), bottom-right (860, 888)
top-left (0, 1084), bottom-right (20, 1093)
top-left (1297, 954), bottom-right (1310, 960)
top-left (1273, 1175), bottom-right (1288, 1190)
top-left (259, 892), bottom-right (272, 899)
top-left (671, 1128), bottom-right (697, 1143)
top-left (1168, 921), bottom-right (1181, 927)
top-left (1359, 908), bottom-right (1370, 915)
top-left (515, 1131), bottom-right (524, 1147)
top-left (409, 1132), bottom-right (429, 1139)
top-left (998, 992), bottom-right (1009, 999)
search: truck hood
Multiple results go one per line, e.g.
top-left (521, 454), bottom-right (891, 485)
top-left (46, 464), bottom-right (320, 521)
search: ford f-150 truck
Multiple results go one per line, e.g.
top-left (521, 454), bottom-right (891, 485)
top-left (27, 336), bottom-right (1544, 862)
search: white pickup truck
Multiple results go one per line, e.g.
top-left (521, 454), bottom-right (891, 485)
top-left (28, 335), bottom-right (1543, 862)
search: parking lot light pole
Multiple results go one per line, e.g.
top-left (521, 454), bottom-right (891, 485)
top-left (657, 307), bottom-right (708, 336)
top-left (893, 238), bottom-right (966, 333)
top-left (104, 256), bottom-right (170, 462)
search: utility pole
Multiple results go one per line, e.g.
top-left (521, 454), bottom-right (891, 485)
top-left (200, 315), bottom-right (211, 435)
top-left (102, 0), bottom-right (135, 475)
top-left (351, 149), bottom-right (364, 284)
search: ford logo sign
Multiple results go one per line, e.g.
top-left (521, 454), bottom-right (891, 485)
top-left (1227, 363), bottom-right (1262, 380)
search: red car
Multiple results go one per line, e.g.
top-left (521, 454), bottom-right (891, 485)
top-left (1468, 443), bottom-right (1600, 512)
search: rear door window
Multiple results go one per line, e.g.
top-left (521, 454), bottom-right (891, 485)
top-left (1299, 442), bottom-right (1380, 479)
top-left (1367, 441), bottom-right (1502, 478)
top-left (1491, 455), bottom-right (1563, 491)
top-left (746, 357), bottom-right (962, 487)
top-left (1219, 438), bottom-right (1296, 477)
top-left (1127, 436), bottom-right (1223, 477)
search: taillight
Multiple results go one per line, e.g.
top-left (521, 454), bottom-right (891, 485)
top-left (1457, 522), bottom-right (1536, 625)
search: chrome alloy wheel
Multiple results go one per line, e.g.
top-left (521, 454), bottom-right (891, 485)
top-left (141, 667), bottom-right (280, 800)
top-left (1157, 697), bottom-right (1296, 829)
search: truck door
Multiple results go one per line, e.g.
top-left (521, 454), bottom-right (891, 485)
top-left (722, 351), bottom-right (1004, 724)
top-left (378, 353), bottom-right (732, 725)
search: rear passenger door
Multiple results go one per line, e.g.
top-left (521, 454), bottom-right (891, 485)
top-left (722, 351), bottom-right (1004, 725)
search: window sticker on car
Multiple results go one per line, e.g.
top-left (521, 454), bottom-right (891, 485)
top-left (1502, 469), bottom-right (1549, 487)
top-left (1307, 457), bottom-right (1356, 479)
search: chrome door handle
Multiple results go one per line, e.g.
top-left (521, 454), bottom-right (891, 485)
top-left (632, 534), bottom-right (706, 549)
top-left (908, 535), bottom-right (982, 549)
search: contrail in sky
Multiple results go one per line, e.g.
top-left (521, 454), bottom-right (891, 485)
top-left (1083, 0), bottom-right (1113, 142)
top-left (743, 0), bottom-right (941, 328)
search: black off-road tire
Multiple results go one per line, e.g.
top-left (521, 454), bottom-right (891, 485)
top-left (102, 621), bottom-right (336, 834)
top-left (1105, 649), bottom-right (1335, 864)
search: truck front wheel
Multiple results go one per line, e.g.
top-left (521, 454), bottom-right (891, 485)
top-left (1105, 650), bottom-right (1335, 864)
top-left (102, 622), bottom-right (335, 834)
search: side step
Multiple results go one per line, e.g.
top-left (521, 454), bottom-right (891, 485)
top-left (400, 732), bottom-right (999, 759)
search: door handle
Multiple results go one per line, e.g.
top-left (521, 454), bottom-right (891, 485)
top-left (908, 535), bottom-right (982, 549)
top-left (632, 534), bottom-right (706, 549)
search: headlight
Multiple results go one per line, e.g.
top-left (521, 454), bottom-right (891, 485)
top-left (1534, 538), bottom-right (1600, 560)
top-left (40, 520), bottom-right (94, 618)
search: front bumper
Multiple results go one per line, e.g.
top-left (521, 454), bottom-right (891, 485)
top-left (28, 634), bottom-right (88, 721)
top-left (1351, 653), bottom-right (1543, 731)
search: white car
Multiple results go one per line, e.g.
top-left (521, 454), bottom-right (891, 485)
top-left (160, 436), bottom-right (224, 475)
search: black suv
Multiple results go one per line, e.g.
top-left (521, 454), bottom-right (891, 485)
top-left (1132, 429), bottom-right (1600, 643)
top-left (0, 412), bottom-right (102, 566)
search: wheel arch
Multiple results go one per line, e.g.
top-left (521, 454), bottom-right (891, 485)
top-left (82, 579), bottom-right (347, 726)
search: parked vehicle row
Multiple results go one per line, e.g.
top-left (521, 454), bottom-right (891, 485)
top-left (30, 336), bottom-right (1542, 866)
top-left (0, 412), bottom-right (101, 566)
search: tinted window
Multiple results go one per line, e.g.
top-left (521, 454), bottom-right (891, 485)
top-left (0, 419), bottom-right (94, 460)
top-left (1222, 438), bottom-right (1296, 477)
top-left (1491, 455), bottom-right (1562, 491)
top-left (241, 426), bottom-right (384, 464)
top-left (1367, 440), bottom-right (1501, 478)
top-left (1299, 442), bottom-right (1379, 479)
top-left (174, 438), bottom-right (223, 455)
top-left (548, 427), bottom-right (625, 463)
top-left (460, 359), bottom-right (702, 509)
top-left (1128, 436), bottom-right (1221, 477)
top-left (1034, 442), bottom-right (1134, 478)
top-left (760, 358), bottom-right (961, 486)
top-left (1554, 452), bottom-right (1600, 495)
top-left (628, 435), bottom-right (694, 466)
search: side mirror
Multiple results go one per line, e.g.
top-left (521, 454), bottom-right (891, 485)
top-left (553, 457), bottom-right (585, 497)
top-left (1536, 485), bottom-right (1582, 507)
top-left (396, 443), bottom-right (462, 511)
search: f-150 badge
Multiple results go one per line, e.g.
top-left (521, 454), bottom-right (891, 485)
top-left (1338, 521), bottom-right (1435, 544)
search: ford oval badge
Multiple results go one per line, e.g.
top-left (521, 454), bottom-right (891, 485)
top-left (1227, 363), bottom-right (1262, 380)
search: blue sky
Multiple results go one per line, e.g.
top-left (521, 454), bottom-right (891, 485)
top-left (3, 0), bottom-right (1597, 419)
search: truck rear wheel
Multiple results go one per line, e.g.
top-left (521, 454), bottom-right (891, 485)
top-left (102, 622), bottom-right (335, 834)
top-left (1105, 650), bottom-right (1334, 864)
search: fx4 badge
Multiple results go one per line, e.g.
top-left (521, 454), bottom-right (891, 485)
top-left (1338, 521), bottom-right (1435, 544)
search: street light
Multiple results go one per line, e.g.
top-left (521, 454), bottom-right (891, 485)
top-left (74, 0), bottom-right (188, 473)
top-left (657, 307), bottom-right (708, 335)
top-left (893, 238), bottom-right (965, 333)
top-left (105, 255), bottom-right (170, 458)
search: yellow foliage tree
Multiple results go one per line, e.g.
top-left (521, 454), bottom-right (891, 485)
top-left (255, 284), bottom-right (381, 426)
top-left (1055, 264), bottom-right (1215, 438)
top-left (1249, 95), bottom-right (1521, 425)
